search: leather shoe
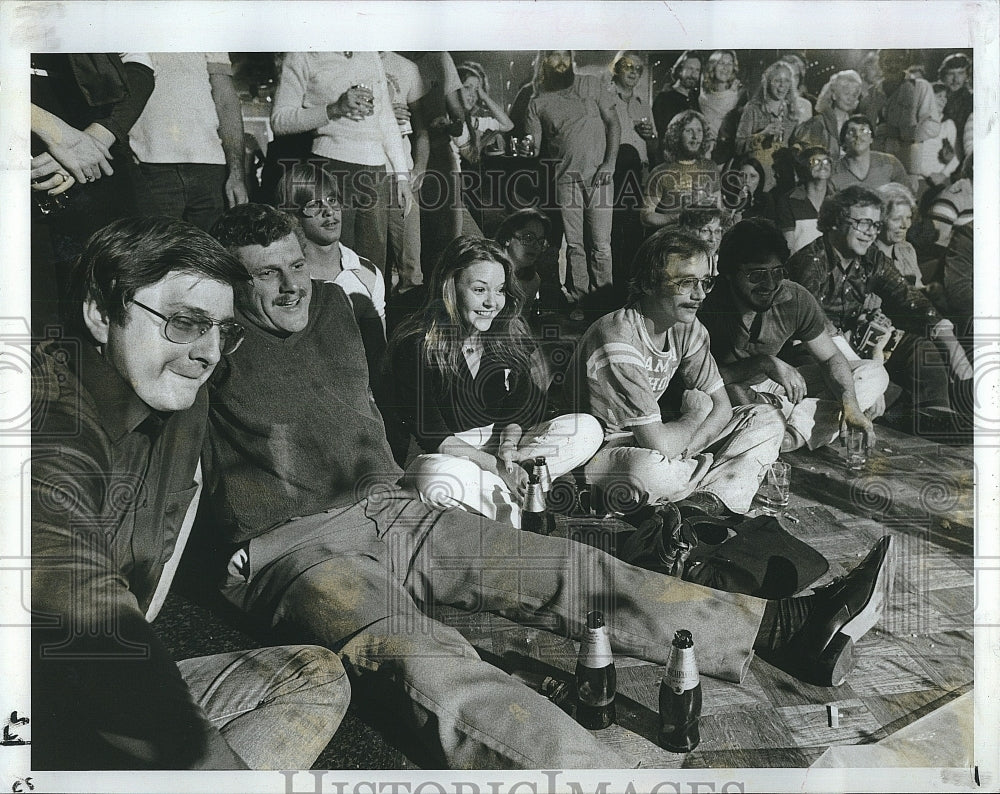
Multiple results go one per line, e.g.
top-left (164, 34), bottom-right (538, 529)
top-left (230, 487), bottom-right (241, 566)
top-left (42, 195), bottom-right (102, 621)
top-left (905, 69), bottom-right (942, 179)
top-left (676, 490), bottom-right (732, 520)
top-left (765, 536), bottom-right (895, 686)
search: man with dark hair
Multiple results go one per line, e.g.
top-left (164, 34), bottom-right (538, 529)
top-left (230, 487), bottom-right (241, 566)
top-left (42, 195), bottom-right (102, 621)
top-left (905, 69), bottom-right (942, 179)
top-left (652, 51), bottom-right (702, 136)
top-left (526, 50), bottom-right (621, 306)
top-left (568, 228), bottom-right (785, 515)
top-left (205, 202), bottom-right (894, 769)
top-left (700, 218), bottom-right (887, 453)
top-left (787, 185), bottom-right (968, 435)
top-left (938, 53), bottom-right (972, 161)
top-left (31, 217), bottom-right (351, 769)
top-left (830, 114), bottom-right (915, 193)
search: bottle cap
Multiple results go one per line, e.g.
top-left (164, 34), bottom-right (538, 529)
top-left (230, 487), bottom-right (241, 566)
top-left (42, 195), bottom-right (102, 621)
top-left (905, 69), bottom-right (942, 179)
top-left (587, 610), bottom-right (605, 629)
top-left (672, 629), bottom-right (693, 648)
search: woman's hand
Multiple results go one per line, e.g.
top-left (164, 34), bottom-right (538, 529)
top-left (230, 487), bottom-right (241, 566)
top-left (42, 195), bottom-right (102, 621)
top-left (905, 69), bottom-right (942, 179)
top-left (498, 458), bottom-right (529, 502)
top-left (329, 84), bottom-right (375, 121)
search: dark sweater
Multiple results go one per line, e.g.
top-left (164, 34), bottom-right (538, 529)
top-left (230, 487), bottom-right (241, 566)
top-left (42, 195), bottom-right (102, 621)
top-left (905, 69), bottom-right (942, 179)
top-left (207, 281), bottom-right (401, 542)
top-left (389, 333), bottom-right (546, 454)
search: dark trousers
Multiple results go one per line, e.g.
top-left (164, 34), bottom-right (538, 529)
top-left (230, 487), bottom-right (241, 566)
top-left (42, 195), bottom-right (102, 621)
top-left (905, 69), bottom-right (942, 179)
top-left (136, 162), bottom-right (228, 232)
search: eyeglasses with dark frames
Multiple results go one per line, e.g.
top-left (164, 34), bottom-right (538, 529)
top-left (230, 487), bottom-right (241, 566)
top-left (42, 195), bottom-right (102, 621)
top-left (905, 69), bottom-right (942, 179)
top-left (740, 266), bottom-right (786, 284)
top-left (132, 300), bottom-right (246, 355)
top-left (511, 232), bottom-right (549, 248)
top-left (664, 276), bottom-right (716, 295)
top-left (301, 195), bottom-right (343, 217)
top-left (845, 217), bottom-right (883, 234)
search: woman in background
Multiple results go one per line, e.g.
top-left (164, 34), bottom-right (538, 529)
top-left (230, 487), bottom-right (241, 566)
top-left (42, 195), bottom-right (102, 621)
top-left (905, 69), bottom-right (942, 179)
top-left (494, 208), bottom-right (550, 317)
top-left (735, 60), bottom-right (800, 191)
top-left (698, 49), bottom-right (744, 164)
top-left (386, 236), bottom-right (602, 528)
top-left (721, 154), bottom-right (773, 222)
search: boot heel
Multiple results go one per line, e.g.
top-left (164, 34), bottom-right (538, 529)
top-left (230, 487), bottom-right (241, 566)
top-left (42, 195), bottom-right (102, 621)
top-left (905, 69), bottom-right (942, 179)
top-left (815, 632), bottom-right (855, 687)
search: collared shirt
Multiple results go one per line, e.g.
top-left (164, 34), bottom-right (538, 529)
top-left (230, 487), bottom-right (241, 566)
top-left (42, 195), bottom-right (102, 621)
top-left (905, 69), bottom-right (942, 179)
top-left (700, 280), bottom-right (827, 365)
top-left (526, 74), bottom-right (616, 183)
top-left (325, 243), bottom-right (386, 323)
top-left (31, 340), bottom-right (213, 768)
top-left (610, 82), bottom-right (654, 164)
top-left (786, 234), bottom-right (940, 335)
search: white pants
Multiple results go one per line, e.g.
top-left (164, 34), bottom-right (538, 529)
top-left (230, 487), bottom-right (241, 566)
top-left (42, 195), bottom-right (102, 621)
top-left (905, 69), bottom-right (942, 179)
top-left (750, 359), bottom-right (889, 451)
top-left (403, 414), bottom-right (604, 528)
top-left (584, 402), bottom-right (785, 514)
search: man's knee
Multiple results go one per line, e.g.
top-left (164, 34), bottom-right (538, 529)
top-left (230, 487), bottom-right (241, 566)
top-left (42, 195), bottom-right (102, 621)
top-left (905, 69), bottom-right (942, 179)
top-left (852, 360), bottom-right (890, 409)
top-left (288, 645), bottom-right (352, 705)
top-left (738, 403), bottom-right (786, 438)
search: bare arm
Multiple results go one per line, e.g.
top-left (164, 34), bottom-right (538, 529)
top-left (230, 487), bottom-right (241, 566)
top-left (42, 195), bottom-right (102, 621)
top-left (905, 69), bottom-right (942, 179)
top-left (802, 331), bottom-right (874, 444)
top-left (632, 387), bottom-right (733, 459)
top-left (209, 70), bottom-right (249, 207)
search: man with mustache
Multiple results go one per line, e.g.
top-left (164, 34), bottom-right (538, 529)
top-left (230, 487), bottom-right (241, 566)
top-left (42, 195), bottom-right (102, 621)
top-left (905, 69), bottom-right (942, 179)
top-left (568, 229), bottom-right (785, 516)
top-left (526, 50), bottom-right (621, 307)
top-left (31, 217), bottom-right (350, 769)
top-left (652, 51), bottom-right (703, 139)
top-left (204, 203), bottom-right (894, 769)
top-left (699, 217), bottom-right (887, 453)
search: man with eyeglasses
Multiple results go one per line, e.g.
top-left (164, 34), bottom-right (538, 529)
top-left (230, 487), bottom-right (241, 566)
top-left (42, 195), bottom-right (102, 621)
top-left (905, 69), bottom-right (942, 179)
top-left (202, 203), bottom-right (895, 767)
top-left (609, 51), bottom-right (658, 286)
top-left (830, 114), bottom-right (916, 194)
top-left (701, 218), bottom-right (887, 453)
top-left (30, 217), bottom-right (351, 769)
top-left (569, 228), bottom-right (785, 515)
top-left (787, 186), bottom-right (968, 437)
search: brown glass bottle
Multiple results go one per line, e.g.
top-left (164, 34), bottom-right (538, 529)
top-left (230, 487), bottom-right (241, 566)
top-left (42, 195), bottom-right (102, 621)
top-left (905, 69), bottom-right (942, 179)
top-left (575, 610), bottom-right (616, 729)
top-left (522, 472), bottom-right (552, 535)
top-left (658, 629), bottom-right (702, 752)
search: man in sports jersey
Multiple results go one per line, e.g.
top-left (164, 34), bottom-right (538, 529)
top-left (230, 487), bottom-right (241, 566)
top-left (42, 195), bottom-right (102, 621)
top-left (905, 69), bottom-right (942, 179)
top-left (569, 228), bottom-right (785, 514)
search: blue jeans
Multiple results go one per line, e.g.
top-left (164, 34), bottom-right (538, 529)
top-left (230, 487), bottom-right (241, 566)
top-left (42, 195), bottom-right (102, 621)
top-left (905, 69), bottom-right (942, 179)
top-left (220, 487), bottom-right (765, 768)
top-left (136, 162), bottom-right (228, 231)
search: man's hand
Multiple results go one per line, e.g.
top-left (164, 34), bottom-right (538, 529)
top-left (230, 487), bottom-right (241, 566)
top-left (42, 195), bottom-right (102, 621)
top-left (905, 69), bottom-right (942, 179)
top-left (396, 178), bottom-right (413, 216)
top-left (680, 389), bottom-right (714, 422)
top-left (592, 162), bottom-right (614, 188)
top-left (392, 102), bottom-right (411, 125)
top-left (841, 399), bottom-right (876, 448)
top-left (762, 356), bottom-right (807, 403)
top-left (31, 152), bottom-right (75, 195)
top-left (224, 171), bottom-right (249, 208)
top-left (634, 118), bottom-right (656, 140)
top-left (46, 123), bottom-right (114, 184)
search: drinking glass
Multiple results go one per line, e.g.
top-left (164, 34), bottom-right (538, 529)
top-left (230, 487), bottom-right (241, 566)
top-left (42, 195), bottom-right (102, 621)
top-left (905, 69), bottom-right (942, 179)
top-left (759, 460), bottom-right (791, 513)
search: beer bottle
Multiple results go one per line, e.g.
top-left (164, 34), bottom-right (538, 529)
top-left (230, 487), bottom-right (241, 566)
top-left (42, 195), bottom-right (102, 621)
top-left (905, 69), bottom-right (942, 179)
top-left (532, 456), bottom-right (552, 493)
top-left (658, 629), bottom-right (702, 752)
top-left (575, 610), bottom-right (616, 729)
top-left (522, 472), bottom-right (552, 535)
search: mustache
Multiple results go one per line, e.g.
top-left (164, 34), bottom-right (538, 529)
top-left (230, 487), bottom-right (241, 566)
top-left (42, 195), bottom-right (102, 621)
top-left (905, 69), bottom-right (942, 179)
top-left (274, 290), bottom-right (307, 306)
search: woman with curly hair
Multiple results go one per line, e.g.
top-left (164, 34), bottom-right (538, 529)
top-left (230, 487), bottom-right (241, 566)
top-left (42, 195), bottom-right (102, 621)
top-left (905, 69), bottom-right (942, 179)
top-left (735, 60), bottom-right (801, 191)
top-left (386, 236), bottom-right (603, 528)
top-left (641, 109), bottom-right (721, 229)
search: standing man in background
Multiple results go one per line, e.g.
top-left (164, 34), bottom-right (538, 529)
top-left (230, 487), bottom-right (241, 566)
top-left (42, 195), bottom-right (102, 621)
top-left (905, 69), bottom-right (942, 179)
top-left (130, 53), bottom-right (249, 231)
top-left (526, 50), bottom-right (620, 310)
